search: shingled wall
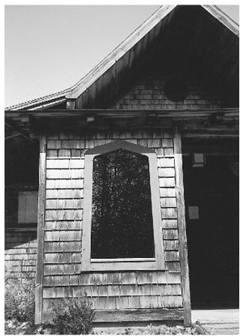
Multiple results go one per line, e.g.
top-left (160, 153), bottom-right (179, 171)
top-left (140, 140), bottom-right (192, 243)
top-left (5, 231), bottom-right (37, 279)
top-left (40, 128), bottom-right (186, 322)
top-left (114, 73), bottom-right (222, 110)
top-left (5, 188), bottom-right (37, 279)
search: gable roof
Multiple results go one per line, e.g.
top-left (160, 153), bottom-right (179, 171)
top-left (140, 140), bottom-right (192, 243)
top-left (5, 5), bottom-right (239, 112)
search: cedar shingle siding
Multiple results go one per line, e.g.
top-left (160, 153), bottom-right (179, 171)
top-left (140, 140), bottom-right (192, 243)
top-left (42, 129), bottom-right (183, 319)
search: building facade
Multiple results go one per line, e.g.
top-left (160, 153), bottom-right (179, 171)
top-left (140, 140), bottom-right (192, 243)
top-left (5, 5), bottom-right (239, 327)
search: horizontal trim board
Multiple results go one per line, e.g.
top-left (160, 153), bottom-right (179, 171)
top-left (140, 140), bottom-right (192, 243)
top-left (91, 258), bottom-right (156, 263)
top-left (94, 308), bottom-right (184, 323)
top-left (84, 261), bottom-right (165, 272)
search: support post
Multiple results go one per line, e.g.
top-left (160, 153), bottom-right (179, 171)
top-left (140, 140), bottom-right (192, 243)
top-left (173, 127), bottom-right (192, 326)
top-left (35, 135), bottom-right (46, 324)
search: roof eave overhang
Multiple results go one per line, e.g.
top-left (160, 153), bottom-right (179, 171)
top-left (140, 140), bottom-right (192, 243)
top-left (5, 107), bottom-right (239, 139)
top-left (5, 95), bottom-right (67, 112)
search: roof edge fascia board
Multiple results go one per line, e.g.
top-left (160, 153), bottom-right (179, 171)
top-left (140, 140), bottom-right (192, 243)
top-left (202, 5), bottom-right (239, 36)
top-left (66, 5), bottom-right (177, 100)
top-left (28, 98), bottom-right (67, 111)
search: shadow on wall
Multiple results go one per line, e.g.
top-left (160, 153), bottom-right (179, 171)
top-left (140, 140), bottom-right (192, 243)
top-left (5, 134), bottom-right (39, 279)
top-left (5, 230), bottom-right (37, 279)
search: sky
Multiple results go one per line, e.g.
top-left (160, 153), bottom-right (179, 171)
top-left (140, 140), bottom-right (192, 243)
top-left (4, 3), bottom-right (239, 108)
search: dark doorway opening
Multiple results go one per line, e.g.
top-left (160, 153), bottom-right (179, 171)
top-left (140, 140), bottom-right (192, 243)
top-left (183, 153), bottom-right (239, 309)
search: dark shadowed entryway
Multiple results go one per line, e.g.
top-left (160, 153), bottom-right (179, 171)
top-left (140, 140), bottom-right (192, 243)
top-left (183, 152), bottom-right (239, 309)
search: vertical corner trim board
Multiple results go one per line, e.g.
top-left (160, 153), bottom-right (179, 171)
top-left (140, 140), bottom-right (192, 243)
top-left (35, 135), bottom-right (47, 324)
top-left (173, 127), bottom-right (191, 327)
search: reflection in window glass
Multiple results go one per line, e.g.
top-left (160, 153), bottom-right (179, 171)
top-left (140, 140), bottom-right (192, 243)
top-left (91, 149), bottom-right (154, 259)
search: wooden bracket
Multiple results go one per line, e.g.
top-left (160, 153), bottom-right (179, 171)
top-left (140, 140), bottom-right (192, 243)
top-left (66, 99), bottom-right (76, 110)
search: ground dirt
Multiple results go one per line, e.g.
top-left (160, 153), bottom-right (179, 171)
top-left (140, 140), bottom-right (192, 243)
top-left (5, 320), bottom-right (209, 335)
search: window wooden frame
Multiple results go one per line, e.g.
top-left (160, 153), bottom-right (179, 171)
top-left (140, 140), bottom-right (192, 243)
top-left (82, 140), bottom-right (165, 271)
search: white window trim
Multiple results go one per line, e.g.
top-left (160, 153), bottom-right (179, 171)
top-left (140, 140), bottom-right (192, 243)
top-left (82, 140), bottom-right (165, 271)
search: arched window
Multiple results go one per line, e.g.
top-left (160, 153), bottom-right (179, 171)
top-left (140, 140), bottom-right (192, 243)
top-left (82, 141), bottom-right (165, 271)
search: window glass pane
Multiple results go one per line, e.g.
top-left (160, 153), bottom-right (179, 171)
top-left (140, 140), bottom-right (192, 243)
top-left (91, 149), bottom-right (154, 259)
top-left (18, 191), bottom-right (38, 223)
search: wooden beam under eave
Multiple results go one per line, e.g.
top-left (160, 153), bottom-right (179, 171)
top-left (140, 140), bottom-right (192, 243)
top-left (24, 119), bottom-right (239, 138)
top-left (5, 108), bottom-right (238, 137)
top-left (5, 107), bottom-right (239, 117)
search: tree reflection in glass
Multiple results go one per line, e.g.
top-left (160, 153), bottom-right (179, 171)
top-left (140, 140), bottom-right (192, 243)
top-left (91, 149), bottom-right (154, 259)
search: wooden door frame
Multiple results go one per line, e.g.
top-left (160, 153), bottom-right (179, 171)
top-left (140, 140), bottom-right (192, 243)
top-left (174, 127), bottom-right (191, 326)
